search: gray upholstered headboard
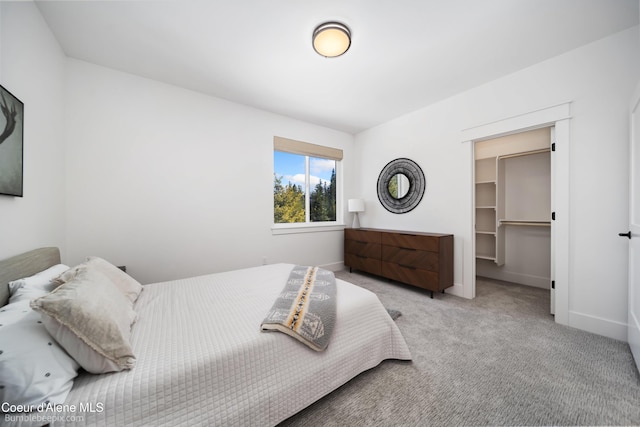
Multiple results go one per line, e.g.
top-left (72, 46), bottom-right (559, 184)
top-left (0, 247), bottom-right (61, 306)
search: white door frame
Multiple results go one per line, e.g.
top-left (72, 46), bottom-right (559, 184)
top-left (462, 102), bottom-right (571, 325)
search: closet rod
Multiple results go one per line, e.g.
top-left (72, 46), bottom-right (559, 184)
top-left (498, 148), bottom-right (550, 160)
top-left (500, 220), bottom-right (551, 227)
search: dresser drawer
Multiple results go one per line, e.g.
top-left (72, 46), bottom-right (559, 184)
top-left (345, 240), bottom-right (381, 259)
top-left (345, 254), bottom-right (382, 276)
top-left (381, 261), bottom-right (439, 291)
top-left (382, 246), bottom-right (439, 271)
top-left (345, 229), bottom-right (382, 244)
top-left (382, 233), bottom-right (439, 252)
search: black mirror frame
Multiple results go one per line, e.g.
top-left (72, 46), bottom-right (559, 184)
top-left (377, 158), bottom-right (426, 214)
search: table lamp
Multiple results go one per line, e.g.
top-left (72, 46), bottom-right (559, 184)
top-left (348, 199), bottom-right (365, 228)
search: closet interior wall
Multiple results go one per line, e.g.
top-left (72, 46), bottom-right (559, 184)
top-left (475, 127), bottom-right (552, 289)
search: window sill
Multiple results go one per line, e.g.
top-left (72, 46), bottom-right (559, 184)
top-left (271, 223), bottom-right (346, 235)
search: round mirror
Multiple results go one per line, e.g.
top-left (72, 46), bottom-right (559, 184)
top-left (377, 158), bottom-right (425, 214)
top-left (388, 173), bottom-right (410, 199)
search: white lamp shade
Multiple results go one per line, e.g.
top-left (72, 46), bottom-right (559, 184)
top-left (348, 199), bottom-right (365, 212)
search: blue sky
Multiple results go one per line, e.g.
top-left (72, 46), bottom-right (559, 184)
top-left (274, 151), bottom-right (335, 191)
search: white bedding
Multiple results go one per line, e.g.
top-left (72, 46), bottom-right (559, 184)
top-left (17, 263), bottom-right (412, 426)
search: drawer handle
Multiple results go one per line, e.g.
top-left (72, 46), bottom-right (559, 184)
top-left (399, 264), bottom-right (416, 270)
top-left (385, 244), bottom-right (416, 251)
top-left (357, 255), bottom-right (367, 259)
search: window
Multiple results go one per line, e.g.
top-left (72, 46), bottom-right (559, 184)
top-left (273, 136), bottom-right (342, 230)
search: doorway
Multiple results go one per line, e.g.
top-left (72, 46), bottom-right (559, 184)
top-left (462, 102), bottom-right (571, 326)
top-left (474, 128), bottom-right (553, 312)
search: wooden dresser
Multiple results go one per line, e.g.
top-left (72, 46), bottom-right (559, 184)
top-left (344, 228), bottom-right (453, 297)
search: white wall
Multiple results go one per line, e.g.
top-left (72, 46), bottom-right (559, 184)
top-left (355, 26), bottom-right (640, 340)
top-left (0, 2), bottom-right (67, 260)
top-left (63, 60), bottom-right (355, 284)
top-left (3, 1), bottom-right (638, 343)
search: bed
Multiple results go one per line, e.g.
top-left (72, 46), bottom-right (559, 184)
top-left (0, 247), bottom-right (412, 426)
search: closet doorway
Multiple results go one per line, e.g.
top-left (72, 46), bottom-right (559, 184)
top-left (474, 127), bottom-right (554, 314)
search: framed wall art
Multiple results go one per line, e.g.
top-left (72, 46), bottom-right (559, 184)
top-left (0, 84), bottom-right (24, 197)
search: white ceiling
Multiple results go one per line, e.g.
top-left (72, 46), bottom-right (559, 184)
top-left (35, 0), bottom-right (639, 134)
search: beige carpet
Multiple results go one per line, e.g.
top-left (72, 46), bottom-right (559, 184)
top-left (279, 272), bottom-right (640, 426)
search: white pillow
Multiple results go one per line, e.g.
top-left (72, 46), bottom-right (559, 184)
top-left (8, 264), bottom-right (69, 304)
top-left (55, 257), bottom-right (142, 304)
top-left (0, 300), bottom-right (79, 408)
top-left (31, 267), bottom-right (137, 374)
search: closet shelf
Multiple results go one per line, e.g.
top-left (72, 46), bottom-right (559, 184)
top-left (476, 205), bottom-right (496, 209)
top-left (497, 148), bottom-right (550, 160)
top-left (499, 219), bottom-right (551, 227)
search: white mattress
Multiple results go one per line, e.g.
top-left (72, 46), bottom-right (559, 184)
top-left (36, 263), bottom-right (411, 426)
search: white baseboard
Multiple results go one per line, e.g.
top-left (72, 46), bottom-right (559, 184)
top-left (444, 282), bottom-right (465, 298)
top-left (568, 310), bottom-right (627, 342)
top-left (476, 267), bottom-right (550, 289)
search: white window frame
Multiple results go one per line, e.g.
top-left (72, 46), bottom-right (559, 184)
top-left (272, 136), bottom-right (344, 235)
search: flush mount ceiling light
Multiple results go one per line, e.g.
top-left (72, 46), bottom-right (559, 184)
top-left (312, 22), bottom-right (351, 58)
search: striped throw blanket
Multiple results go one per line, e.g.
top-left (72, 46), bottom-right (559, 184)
top-left (261, 265), bottom-right (336, 351)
